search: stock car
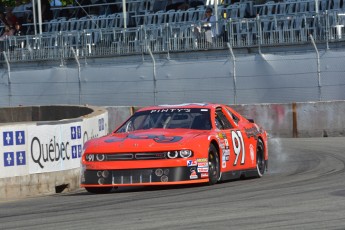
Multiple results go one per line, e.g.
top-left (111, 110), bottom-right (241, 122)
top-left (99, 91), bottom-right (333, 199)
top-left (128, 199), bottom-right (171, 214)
top-left (81, 103), bottom-right (268, 193)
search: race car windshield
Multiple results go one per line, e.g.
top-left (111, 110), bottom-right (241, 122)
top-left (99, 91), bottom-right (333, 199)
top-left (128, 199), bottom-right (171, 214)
top-left (116, 108), bottom-right (211, 133)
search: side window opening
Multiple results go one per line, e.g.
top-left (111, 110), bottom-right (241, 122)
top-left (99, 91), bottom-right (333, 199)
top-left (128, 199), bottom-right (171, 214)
top-left (215, 108), bottom-right (233, 130)
top-left (225, 107), bottom-right (240, 125)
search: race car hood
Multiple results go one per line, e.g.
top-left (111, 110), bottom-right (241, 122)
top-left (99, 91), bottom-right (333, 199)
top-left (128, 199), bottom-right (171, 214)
top-left (85, 129), bottom-right (207, 153)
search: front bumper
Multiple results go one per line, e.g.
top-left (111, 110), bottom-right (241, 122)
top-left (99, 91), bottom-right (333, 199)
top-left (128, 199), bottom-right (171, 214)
top-left (81, 166), bottom-right (209, 187)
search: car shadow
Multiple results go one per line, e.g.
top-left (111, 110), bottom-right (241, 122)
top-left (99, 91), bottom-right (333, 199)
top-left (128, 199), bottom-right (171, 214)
top-left (67, 183), bottom-right (208, 196)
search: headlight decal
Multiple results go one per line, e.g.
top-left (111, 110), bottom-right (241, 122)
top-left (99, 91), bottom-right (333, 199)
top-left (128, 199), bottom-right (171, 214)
top-left (167, 151), bottom-right (178, 159)
top-left (179, 150), bottom-right (192, 158)
top-left (85, 150), bottom-right (194, 161)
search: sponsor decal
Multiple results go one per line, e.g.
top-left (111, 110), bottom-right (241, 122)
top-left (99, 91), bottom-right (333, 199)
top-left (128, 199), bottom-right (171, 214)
top-left (71, 126), bottom-right (82, 140)
top-left (150, 108), bottom-right (191, 113)
top-left (15, 131), bottom-right (25, 145)
top-left (3, 152), bottom-right (15, 167)
top-left (218, 133), bottom-right (227, 139)
top-left (245, 126), bottom-right (263, 139)
top-left (71, 145), bottom-right (78, 159)
top-left (221, 137), bottom-right (230, 168)
top-left (189, 168), bottom-right (198, 179)
top-left (104, 134), bottom-right (183, 143)
top-left (1, 115), bottom-right (107, 177)
top-left (30, 125), bottom-right (87, 170)
top-left (200, 173), bottom-right (209, 178)
top-left (3, 151), bottom-right (26, 167)
top-left (187, 160), bottom-right (197, 167)
top-left (31, 136), bottom-right (71, 169)
top-left (3, 131), bottom-right (14, 146)
top-left (16, 151), bottom-right (26, 165)
top-left (222, 149), bottom-right (230, 169)
top-left (2, 130), bottom-right (27, 168)
top-left (224, 138), bottom-right (229, 150)
top-left (250, 144), bottom-right (255, 164)
top-left (98, 118), bottom-right (105, 131)
top-left (78, 145), bottom-right (82, 158)
top-left (197, 158), bottom-right (208, 163)
top-left (197, 162), bottom-right (208, 167)
top-left (197, 167), bottom-right (209, 173)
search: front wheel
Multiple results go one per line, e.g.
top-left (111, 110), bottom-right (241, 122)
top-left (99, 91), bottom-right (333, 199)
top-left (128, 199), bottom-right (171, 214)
top-left (208, 144), bottom-right (220, 185)
top-left (256, 139), bottom-right (266, 177)
top-left (85, 187), bottom-right (113, 194)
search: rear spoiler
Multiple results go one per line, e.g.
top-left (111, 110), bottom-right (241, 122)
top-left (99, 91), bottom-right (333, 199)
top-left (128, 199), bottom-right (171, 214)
top-left (247, 118), bottom-right (255, 123)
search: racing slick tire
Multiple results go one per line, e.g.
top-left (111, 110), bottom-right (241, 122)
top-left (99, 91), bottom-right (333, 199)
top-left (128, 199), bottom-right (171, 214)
top-left (208, 144), bottom-right (220, 185)
top-left (85, 187), bottom-right (113, 194)
top-left (255, 139), bottom-right (266, 178)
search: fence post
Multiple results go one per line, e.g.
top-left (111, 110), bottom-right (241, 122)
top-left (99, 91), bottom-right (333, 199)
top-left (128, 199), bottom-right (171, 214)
top-left (309, 34), bottom-right (322, 101)
top-left (256, 15), bottom-right (262, 53)
top-left (71, 47), bottom-right (82, 105)
top-left (227, 43), bottom-right (237, 104)
top-left (147, 46), bottom-right (157, 105)
top-left (325, 10), bottom-right (329, 50)
top-left (3, 51), bottom-right (11, 106)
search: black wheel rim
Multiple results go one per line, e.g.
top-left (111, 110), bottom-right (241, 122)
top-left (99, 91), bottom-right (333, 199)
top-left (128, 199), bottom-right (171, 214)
top-left (257, 143), bottom-right (265, 174)
top-left (209, 151), bottom-right (218, 182)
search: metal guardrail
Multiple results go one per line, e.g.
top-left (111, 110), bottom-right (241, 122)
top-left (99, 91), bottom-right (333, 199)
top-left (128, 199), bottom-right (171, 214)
top-left (0, 11), bottom-right (344, 63)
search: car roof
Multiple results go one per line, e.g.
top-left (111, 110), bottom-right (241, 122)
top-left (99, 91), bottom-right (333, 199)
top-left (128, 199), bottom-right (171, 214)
top-left (137, 103), bottom-right (223, 112)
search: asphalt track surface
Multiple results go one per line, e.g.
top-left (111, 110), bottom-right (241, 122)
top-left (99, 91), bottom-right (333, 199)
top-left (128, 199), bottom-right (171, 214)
top-left (1, 137), bottom-right (345, 230)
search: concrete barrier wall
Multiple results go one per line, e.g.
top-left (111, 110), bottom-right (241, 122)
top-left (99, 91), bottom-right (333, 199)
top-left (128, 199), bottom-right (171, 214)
top-left (0, 105), bottom-right (94, 123)
top-left (296, 101), bottom-right (345, 137)
top-left (1, 101), bottom-right (344, 200)
top-left (1, 49), bottom-right (345, 107)
top-left (106, 101), bottom-right (345, 138)
top-left (0, 105), bottom-right (108, 200)
top-left (232, 101), bottom-right (345, 137)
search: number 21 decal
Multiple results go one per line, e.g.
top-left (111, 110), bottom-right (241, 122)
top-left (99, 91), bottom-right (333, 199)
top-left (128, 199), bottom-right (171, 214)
top-left (232, 130), bottom-right (245, 166)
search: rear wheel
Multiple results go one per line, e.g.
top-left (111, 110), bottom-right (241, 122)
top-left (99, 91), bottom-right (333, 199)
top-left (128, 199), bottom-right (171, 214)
top-left (208, 144), bottom-right (220, 185)
top-left (256, 139), bottom-right (266, 177)
top-left (85, 187), bottom-right (113, 194)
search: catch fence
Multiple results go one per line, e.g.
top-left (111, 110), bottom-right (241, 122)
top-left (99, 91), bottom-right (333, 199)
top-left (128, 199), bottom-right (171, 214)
top-left (1, 11), bottom-right (344, 63)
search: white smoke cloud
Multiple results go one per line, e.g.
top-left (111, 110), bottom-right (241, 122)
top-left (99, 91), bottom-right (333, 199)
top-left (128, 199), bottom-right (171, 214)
top-left (267, 137), bottom-right (288, 174)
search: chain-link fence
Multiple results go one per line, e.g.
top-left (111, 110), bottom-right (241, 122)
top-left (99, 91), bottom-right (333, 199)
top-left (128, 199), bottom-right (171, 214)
top-left (1, 46), bottom-right (345, 107)
top-left (0, 11), bottom-right (344, 63)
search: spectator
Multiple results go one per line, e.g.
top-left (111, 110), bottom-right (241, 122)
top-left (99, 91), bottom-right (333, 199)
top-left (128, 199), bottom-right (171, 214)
top-left (202, 7), bottom-right (216, 43)
top-left (0, 25), bottom-right (15, 41)
top-left (14, 22), bottom-right (25, 36)
top-left (10, 21), bottom-right (26, 51)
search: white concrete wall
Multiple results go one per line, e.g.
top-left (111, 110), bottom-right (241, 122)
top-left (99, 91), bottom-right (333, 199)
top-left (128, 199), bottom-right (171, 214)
top-left (1, 49), bottom-right (345, 107)
top-left (1, 101), bottom-right (344, 200)
top-left (0, 106), bottom-right (108, 200)
top-left (106, 101), bottom-right (345, 138)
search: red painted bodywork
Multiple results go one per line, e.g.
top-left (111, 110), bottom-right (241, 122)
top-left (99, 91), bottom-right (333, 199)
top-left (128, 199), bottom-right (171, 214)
top-left (81, 103), bottom-right (268, 188)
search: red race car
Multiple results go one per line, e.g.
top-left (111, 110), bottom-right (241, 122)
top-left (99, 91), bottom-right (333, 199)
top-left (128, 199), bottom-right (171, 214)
top-left (81, 103), bottom-right (268, 193)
